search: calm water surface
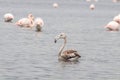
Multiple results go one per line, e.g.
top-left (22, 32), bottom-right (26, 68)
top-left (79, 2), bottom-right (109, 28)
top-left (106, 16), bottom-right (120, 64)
top-left (0, 0), bottom-right (120, 80)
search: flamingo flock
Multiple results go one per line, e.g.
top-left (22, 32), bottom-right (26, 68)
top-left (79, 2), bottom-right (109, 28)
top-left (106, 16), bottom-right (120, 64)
top-left (3, 0), bottom-right (120, 62)
top-left (105, 14), bottom-right (120, 31)
top-left (3, 13), bottom-right (80, 62)
top-left (86, 0), bottom-right (120, 31)
top-left (4, 13), bottom-right (44, 32)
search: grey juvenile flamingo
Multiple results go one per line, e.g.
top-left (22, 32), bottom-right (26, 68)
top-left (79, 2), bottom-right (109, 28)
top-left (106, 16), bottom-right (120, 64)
top-left (54, 33), bottom-right (81, 61)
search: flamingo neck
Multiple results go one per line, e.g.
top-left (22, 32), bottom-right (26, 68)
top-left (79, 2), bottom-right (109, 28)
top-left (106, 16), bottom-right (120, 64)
top-left (58, 37), bottom-right (67, 56)
top-left (29, 18), bottom-right (34, 27)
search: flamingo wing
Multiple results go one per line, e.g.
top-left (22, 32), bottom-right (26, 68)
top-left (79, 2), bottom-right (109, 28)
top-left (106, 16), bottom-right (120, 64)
top-left (62, 50), bottom-right (81, 60)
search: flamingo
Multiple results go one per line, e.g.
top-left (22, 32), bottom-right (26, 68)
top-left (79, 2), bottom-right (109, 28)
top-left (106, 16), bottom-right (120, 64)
top-left (86, 0), bottom-right (91, 2)
top-left (105, 21), bottom-right (120, 31)
top-left (4, 13), bottom-right (14, 22)
top-left (34, 18), bottom-right (44, 32)
top-left (89, 4), bottom-right (95, 10)
top-left (53, 3), bottom-right (59, 8)
top-left (15, 14), bottom-right (34, 28)
top-left (113, 14), bottom-right (120, 24)
top-left (54, 33), bottom-right (81, 61)
top-left (112, 0), bottom-right (117, 3)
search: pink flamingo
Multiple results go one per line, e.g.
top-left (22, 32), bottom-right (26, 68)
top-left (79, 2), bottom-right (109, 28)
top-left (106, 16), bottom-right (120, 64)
top-left (15, 14), bottom-right (34, 28)
top-left (113, 14), bottom-right (120, 24)
top-left (34, 18), bottom-right (44, 31)
top-left (53, 3), bottom-right (59, 8)
top-left (4, 13), bottom-right (14, 22)
top-left (105, 21), bottom-right (120, 31)
top-left (89, 4), bottom-right (95, 10)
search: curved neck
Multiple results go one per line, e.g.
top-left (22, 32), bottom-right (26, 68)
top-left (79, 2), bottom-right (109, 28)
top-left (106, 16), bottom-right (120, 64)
top-left (28, 15), bottom-right (34, 27)
top-left (29, 18), bottom-right (34, 27)
top-left (58, 37), bottom-right (66, 56)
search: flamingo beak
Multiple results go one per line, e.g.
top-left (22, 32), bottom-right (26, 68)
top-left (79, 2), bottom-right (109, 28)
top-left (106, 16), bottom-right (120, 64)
top-left (54, 35), bottom-right (60, 43)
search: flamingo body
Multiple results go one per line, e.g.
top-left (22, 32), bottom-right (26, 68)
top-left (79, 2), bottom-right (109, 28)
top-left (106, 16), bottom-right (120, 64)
top-left (4, 13), bottom-right (14, 22)
top-left (53, 3), bottom-right (58, 8)
top-left (90, 4), bottom-right (95, 10)
top-left (34, 18), bottom-right (44, 31)
top-left (60, 50), bottom-right (81, 61)
top-left (113, 15), bottom-right (120, 24)
top-left (16, 18), bottom-right (32, 27)
top-left (15, 14), bottom-right (34, 28)
top-left (105, 21), bottom-right (120, 31)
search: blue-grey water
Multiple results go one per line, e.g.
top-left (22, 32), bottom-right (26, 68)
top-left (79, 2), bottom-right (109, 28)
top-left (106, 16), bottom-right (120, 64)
top-left (0, 0), bottom-right (120, 80)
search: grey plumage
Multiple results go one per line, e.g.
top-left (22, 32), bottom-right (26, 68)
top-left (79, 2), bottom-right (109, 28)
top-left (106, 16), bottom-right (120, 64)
top-left (54, 33), bottom-right (81, 61)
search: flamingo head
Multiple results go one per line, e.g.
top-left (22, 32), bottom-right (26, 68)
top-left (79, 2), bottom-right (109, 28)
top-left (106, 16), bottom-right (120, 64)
top-left (54, 33), bottom-right (66, 43)
top-left (28, 13), bottom-right (34, 20)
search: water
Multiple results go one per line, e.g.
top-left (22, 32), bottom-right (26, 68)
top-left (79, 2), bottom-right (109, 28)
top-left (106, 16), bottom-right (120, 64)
top-left (0, 0), bottom-right (120, 80)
